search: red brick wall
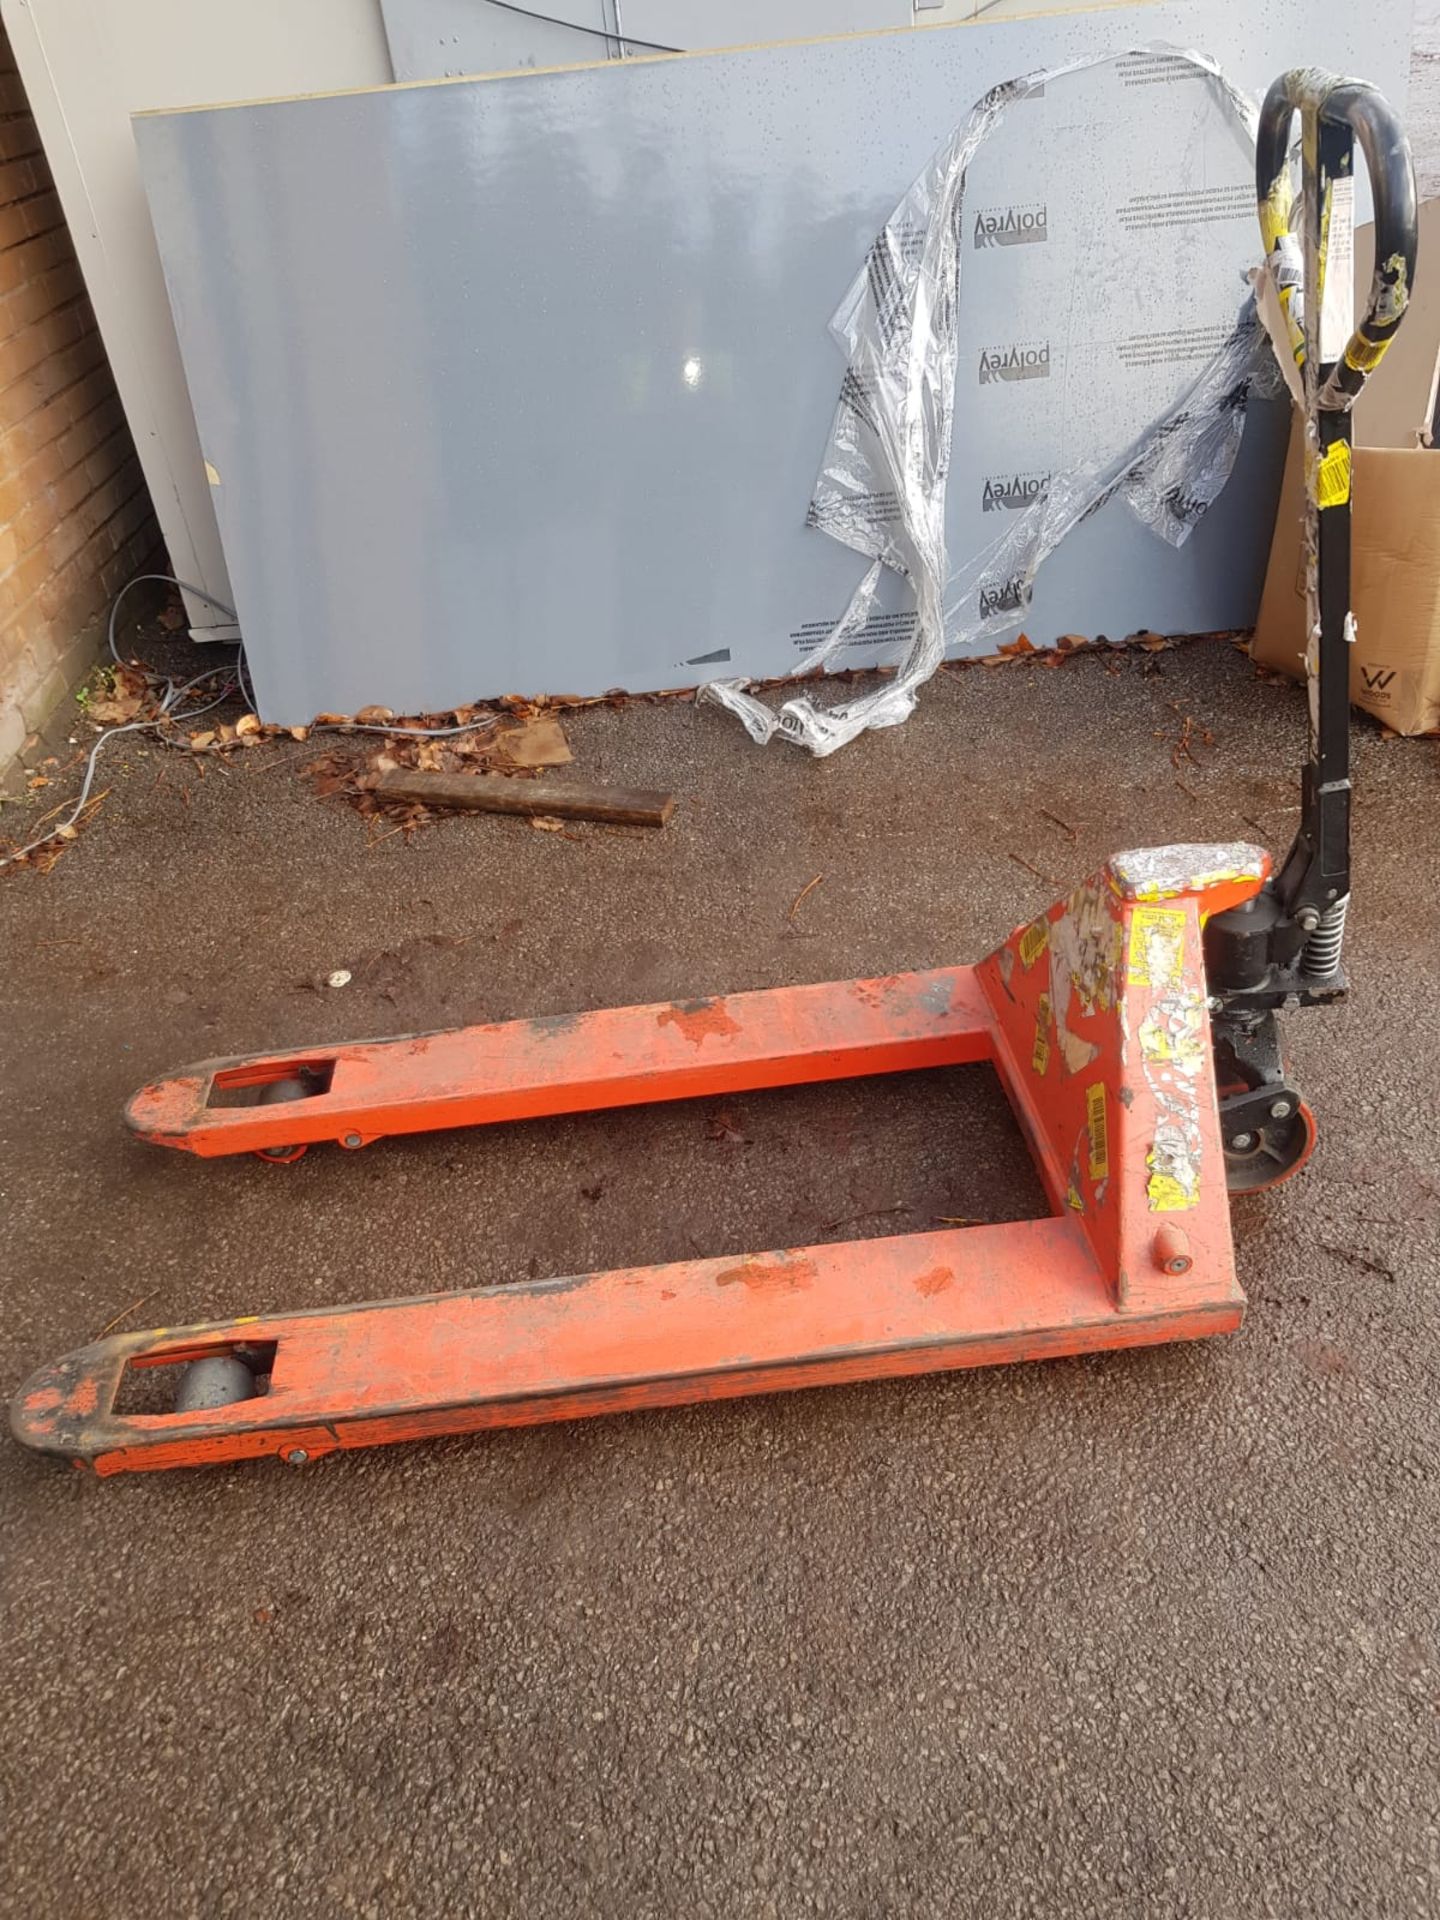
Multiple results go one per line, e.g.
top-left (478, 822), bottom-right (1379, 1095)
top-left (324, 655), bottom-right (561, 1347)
top-left (0, 17), bottom-right (160, 770)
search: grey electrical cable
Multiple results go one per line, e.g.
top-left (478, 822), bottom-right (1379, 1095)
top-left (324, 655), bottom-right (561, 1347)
top-left (107, 572), bottom-right (239, 669)
top-left (236, 646), bottom-right (258, 717)
top-left (0, 670), bottom-right (236, 871)
top-left (0, 574), bottom-right (245, 867)
top-left (3, 570), bottom-right (546, 870)
top-left (113, 572), bottom-right (515, 739)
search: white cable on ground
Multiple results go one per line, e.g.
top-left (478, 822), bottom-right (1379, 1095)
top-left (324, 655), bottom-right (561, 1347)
top-left (2, 576), bottom-right (242, 871)
top-left (107, 572), bottom-right (240, 668)
top-left (2, 572), bottom-right (534, 871)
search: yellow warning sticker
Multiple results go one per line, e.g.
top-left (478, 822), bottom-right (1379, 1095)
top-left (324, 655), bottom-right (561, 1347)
top-left (1147, 1165), bottom-right (1200, 1212)
top-left (1031, 992), bottom-right (1052, 1076)
top-left (1018, 919), bottom-right (1049, 970)
top-left (1127, 904), bottom-right (1186, 990)
top-left (1344, 333), bottom-right (1388, 374)
top-left (1316, 439), bottom-right (1352, 510)
top-left (1085, 1083), bottom-right (1109, 1181)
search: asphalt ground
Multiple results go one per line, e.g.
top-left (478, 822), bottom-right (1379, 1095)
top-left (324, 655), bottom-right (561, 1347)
top-left (3, 637), bottom-right (1438, 1918)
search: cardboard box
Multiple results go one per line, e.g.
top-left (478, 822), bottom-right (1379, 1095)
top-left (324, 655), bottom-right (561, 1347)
top-left (1252, 203), bottom-right (1440, 736)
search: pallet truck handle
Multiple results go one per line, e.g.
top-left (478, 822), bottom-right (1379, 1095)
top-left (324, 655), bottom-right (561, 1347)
top-left (1201, 74), bottom-right (1415, 1182)
top-left (1257, 72), bottom-right (1418, 409)
top-left (1253, 72), bottom-right (1416, 933)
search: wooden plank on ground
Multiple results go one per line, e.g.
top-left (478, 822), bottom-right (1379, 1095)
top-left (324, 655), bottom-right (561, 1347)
top-left (376, 770), bottom-right (675, 828)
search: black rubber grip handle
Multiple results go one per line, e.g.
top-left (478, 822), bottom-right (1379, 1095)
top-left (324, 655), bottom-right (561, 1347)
top-left (1256, 70), bottom-right (1417, 401)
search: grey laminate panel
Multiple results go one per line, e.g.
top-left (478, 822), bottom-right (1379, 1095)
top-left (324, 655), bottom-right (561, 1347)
top-left (135, 3), bottom-right (1409, 723)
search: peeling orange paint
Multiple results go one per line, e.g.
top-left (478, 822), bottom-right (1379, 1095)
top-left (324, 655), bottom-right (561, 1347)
top-left (715, 1258), bottom-right (817, 1294)
top-left (657, 1000), bottom-right (741, 1046)
top-left (851, 977), bottom-right (902, 1009)
top-left (914, 1266), bottom-right (955, 1298)
top-left (66, 1376), bottom-right (100, 1416)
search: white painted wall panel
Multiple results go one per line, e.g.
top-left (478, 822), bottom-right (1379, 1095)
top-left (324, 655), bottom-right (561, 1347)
top-left (4, 0), bottom-right (393, 634)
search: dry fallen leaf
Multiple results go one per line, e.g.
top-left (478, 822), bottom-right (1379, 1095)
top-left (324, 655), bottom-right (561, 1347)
top-left (355, 704), bottom-right (394, 727)
top-left (313, 712), bottom-right (351, 727)
top-left (27, 774), bottom-right (49, 790)
top-left (87, 665), bottom-right (152, 726)
top-left (289, 725), bottom-right (310, 742)
top-left (996, 633), bottom-right (1037, 659)
top-left (491, 714), bottom-right (572, 770)
top-left (234, 712), bottom-right (261, 737)
top-left (87, 695), bottom-right (146, 725)
top-left (189, 730), bottom-right (216, 751)
top-left (529, 816), bottom-right (565, 832)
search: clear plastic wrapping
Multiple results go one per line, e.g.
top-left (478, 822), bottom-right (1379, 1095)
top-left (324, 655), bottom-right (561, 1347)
top-left (704, 45), bottom-right (1273, 755)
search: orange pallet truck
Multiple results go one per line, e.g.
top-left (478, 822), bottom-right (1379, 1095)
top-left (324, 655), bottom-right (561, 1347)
top-left (11, 72), bottom-right (1416, 1475)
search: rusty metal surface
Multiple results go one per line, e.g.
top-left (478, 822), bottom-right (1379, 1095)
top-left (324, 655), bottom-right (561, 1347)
top-left (124, 967), bottom-right (993, 1156)
top-left (15, 1219), bottom-right (1242, 1475)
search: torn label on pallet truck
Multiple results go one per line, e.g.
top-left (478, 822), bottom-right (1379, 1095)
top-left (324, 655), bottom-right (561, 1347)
top-left (1046, 881), bottom-right (1123, 1076)
top-left (704, 43), bottom-right (1282, 756)
top-left (1109, 842), bottom-right (1270, 900)
top-left (1142, 1011), bottom-right (1208, 1213)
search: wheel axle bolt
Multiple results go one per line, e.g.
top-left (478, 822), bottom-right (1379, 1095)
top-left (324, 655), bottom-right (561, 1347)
top-left (1229, 1131), bottom-right (1255, 1152)
top-left (1153, 1225), bottom-right (1193, 1277)
top-left (1269, 1098), bottom-right (1293, 1120)
top-left (342, 1132), bottom-right (363, 1149)
top-left (285, 1448), bottom-right (309, 1467)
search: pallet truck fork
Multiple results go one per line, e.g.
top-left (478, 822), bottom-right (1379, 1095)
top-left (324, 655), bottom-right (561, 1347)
top-left (11, 73), bottom-right (1416, 1475)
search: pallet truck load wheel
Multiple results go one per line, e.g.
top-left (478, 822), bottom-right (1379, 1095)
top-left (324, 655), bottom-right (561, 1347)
top-left (173, 1354), bottom-right (260, 1414)
top-left (8, 70), bottom-right (1418, 1475)
top-left (253, 1076), bottom-right (313, 1164)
